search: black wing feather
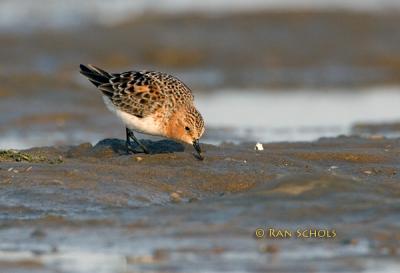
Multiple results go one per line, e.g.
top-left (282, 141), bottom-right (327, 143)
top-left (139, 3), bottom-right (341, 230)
top-left (79, 64), bottom-right (111, 88)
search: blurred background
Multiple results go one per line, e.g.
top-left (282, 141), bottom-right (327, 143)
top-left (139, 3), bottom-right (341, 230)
top-left (1, 0), bottom-right (400, 148)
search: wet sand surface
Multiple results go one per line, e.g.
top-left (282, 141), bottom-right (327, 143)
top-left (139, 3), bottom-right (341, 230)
top-left (1, 136), bottom-right (400, 272)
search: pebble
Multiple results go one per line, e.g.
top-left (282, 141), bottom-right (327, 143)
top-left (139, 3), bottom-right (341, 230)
top-left (254, 142), bottom-right (264, 151)
top-left (328, 166), bottom-right (338, 171)
top-left (170, 192), bottom-right (181, 203)
top-left (135, 157), bottom-right (143, 162)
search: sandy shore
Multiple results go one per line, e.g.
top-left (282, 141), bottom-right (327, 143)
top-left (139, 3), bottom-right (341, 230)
top-left (1, 136), bottom-right (399, 272)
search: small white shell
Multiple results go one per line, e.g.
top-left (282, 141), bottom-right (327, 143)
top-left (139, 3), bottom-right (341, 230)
top-left (254, 142), bottom-right (264, 151)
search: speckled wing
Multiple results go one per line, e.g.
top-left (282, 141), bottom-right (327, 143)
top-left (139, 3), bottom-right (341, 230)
top-left (99, 71), bottom-right (194, 118)
top-left (95, 71), bottom-right (162, 118)
top-left (79, 64), bottom-right (194, 118)
top-left (144, 71), bottom-right (194, 104)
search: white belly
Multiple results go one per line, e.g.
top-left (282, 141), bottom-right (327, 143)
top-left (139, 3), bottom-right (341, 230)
top-left (102, 96), bottom-right (163, 136)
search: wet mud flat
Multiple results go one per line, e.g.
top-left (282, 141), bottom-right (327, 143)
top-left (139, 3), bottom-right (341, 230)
top-left (0, 136), bottom-right (400, 272)
top-left (2, 11), bottom-right (400, 89)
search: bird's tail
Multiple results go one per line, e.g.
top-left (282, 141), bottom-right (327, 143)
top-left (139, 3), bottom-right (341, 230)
top-left (79, 64), bottom-right (113, 87)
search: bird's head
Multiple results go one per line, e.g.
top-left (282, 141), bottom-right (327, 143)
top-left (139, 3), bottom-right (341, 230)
top-left (165, 105), bottom-right (205, 159)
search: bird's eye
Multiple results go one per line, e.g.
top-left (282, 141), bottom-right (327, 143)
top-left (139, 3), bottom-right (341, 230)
top-left (185, 126), bottom-right (190, 132)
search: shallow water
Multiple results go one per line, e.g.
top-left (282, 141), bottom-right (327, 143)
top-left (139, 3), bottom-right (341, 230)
top-left (197, 87), bottom-right (400, 143)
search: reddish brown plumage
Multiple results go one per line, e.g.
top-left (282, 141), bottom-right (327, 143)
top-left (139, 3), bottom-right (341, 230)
top-left (80, 64), bottom-right (205, 146)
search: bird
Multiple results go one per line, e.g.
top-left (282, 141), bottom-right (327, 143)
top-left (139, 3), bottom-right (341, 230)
top-left (79, 64), bottom-right (205, 160)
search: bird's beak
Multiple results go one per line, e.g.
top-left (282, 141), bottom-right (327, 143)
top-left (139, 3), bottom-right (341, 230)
top-left (192, 139), bottom-right (204, 160)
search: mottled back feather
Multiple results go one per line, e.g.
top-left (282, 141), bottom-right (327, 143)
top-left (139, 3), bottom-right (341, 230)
top-left (80, 64), bottom-right (194, 118)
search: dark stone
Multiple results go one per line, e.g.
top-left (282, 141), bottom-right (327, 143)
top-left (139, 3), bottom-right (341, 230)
top-left (92, 138), bottom-right (185, 156)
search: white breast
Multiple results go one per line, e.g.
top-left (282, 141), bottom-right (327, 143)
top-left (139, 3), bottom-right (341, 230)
top-left (102, 96), bottom-right (163, 136)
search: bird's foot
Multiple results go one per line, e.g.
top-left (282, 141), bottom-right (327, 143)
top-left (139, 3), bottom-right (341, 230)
top-left (126, 141), bottom-right (150, 154)
top-left (137, 143), bottom-right (150, 154)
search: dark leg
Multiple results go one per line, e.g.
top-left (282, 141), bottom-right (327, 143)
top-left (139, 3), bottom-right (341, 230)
top-left (125, 127), bottom-right (137, 154)
top-left (126, 127), bottom-right (150, 154)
